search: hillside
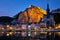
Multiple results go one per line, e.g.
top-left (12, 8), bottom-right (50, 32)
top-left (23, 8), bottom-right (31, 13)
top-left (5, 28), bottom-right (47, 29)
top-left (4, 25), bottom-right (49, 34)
top-left (18, 5), bottom-right (46, 23)
top-left (0, 16), bottom-right (13, 23)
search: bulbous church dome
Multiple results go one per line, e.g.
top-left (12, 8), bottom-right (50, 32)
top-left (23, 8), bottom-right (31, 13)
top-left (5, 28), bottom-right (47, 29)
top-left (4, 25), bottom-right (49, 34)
top-left (18, 5), bottom-right (46, 23)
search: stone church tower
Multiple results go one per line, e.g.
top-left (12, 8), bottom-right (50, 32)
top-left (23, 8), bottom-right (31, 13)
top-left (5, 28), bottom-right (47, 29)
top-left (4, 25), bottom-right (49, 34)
top-left (43, 4), bottom-right (55, 28)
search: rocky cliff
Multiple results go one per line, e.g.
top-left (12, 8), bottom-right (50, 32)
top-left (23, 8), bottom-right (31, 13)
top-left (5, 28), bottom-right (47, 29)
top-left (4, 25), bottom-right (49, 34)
top-left (18, 5), bottom-right (46, 23)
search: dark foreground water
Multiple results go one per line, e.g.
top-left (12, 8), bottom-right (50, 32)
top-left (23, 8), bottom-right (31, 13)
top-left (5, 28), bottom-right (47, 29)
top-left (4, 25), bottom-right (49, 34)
top-left (0, 35), bottom-right (60, 40)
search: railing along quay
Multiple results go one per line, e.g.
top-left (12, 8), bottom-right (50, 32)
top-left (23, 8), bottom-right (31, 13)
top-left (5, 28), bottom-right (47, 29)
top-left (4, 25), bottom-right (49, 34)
top-left (0, 29), bottom-right (60, 32)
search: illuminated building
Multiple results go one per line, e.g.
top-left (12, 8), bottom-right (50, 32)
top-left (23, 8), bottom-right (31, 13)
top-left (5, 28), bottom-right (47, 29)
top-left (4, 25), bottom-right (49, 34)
top-left (22, 24), bottom-right (27, 30)
top-left (51, 8), bottom-right (60, 25)
top-left (50, 8), bottom-right (60, 36)
top-left (41, 4), bottom-right (55, 28)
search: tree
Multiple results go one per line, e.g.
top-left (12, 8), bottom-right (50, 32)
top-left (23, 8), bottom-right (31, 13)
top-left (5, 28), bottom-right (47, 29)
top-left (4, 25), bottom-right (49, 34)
top-left (13, 11), bottom-right (22, 19)
top-left (0, 16), bottom-right (13, 24)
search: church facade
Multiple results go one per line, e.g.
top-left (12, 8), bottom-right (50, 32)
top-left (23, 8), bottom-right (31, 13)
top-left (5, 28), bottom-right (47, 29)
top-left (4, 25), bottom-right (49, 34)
top-left (40, 4), bottom-right (55, 28)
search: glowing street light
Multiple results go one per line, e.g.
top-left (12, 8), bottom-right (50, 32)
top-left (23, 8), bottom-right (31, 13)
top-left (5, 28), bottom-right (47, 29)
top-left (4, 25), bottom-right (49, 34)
top-left (34, 32), bottom-right (37, 35)
top-left (28, 25), bottom-right (31, 30)
top-left (9, 27), bottom-right (13, 30)
top-left (9, 32), bottom-right (13, 35)
top-left (28, 25), bottom-right (31, 28)
top-left (34, 27), bottom-right (37, 30)
top-left (28, 33), bottom-right (31, 36)
top-left (2, 28), bottom-right (4, 30)
top-left (6, 33), bottom-right (10, 36)
top-left (7, 25), bottom-right (10, 28)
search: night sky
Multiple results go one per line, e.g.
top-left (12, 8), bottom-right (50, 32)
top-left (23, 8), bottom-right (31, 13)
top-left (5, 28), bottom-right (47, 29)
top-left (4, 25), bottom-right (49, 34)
top-left (0, 0), bottom-right (60, 17)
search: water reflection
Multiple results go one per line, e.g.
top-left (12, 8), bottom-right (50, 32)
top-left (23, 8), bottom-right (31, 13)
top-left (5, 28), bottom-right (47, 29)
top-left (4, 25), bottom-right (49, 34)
top-left (0, 31), bottom-right (60, 40)
top-left (14, 32), bottom-right (55, 40)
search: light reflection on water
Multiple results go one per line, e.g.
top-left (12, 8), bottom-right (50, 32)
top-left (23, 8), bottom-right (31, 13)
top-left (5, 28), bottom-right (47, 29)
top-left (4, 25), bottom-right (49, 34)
top-left (0, 32), bottom-right (60, 40)
top-left (15, 32), bottom-right (51, 37)
top-left (14, 32), bottom-right (55, 40)
top-left (0, 32), bottom-right (59, 36)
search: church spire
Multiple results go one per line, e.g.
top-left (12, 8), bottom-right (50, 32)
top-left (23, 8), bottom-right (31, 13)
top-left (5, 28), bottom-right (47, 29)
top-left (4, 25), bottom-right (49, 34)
top-left (46, 3), bottom-right (50, 14)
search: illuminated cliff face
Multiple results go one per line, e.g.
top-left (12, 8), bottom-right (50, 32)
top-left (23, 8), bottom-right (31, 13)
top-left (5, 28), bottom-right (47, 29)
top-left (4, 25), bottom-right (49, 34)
top-left (18, 5), bottom-right (46, 23)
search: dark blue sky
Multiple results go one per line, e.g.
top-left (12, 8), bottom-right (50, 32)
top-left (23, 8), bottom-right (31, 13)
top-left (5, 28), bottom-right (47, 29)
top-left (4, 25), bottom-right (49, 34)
top-left (0, 0), bottom-right (60, 17)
